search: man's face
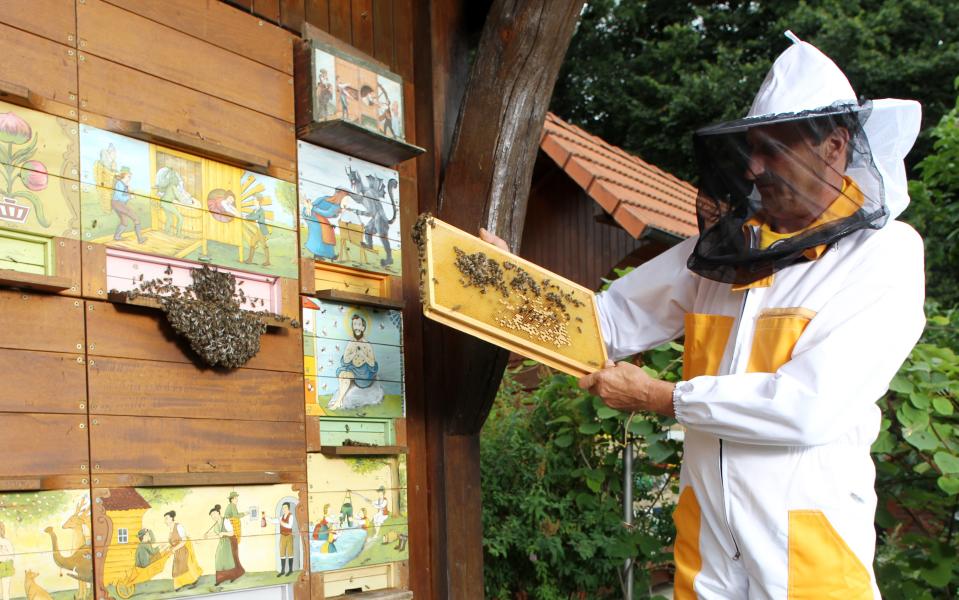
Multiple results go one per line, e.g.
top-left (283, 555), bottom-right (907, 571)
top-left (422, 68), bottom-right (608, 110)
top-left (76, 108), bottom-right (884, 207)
top-left (744, 122), bottom-right (847, 229)
top-left (351, 317), bottom-right (366, 340)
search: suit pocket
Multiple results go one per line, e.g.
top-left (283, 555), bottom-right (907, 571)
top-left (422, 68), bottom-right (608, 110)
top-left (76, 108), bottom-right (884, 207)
top-left (683, 313), bottom-right (734, 379)
top-left (746, 308), bottom-right (815, 373)
top-left (787, 510), bottom-right (872, 599)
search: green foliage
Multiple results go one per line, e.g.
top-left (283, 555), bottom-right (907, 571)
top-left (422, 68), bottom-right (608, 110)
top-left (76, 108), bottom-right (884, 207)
top-left (902, 78), bottom-right (959, 307)
top-left (481, 339), bottom-right (683, 599)
top-left (552, 0), bottom-right (959, 182)
top-left (873, 304), bottom-right (959, 598)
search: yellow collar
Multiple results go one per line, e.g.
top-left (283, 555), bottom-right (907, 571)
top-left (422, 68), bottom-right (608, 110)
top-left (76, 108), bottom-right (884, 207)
top-left (732, 177), bottom-right (864, 291)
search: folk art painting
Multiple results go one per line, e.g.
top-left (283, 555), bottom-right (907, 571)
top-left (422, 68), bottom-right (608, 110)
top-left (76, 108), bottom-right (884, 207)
top-left (93, 485), bottom-right (303, 600)
top-left (78, 126), bottom-right (299, 280)
top-left (311, 43), bottom-right (405, 141)
top-left (0, 489), bottom-right (93, 600)
top-left (298, 142), bottom-right (401, 277)
top-left (0, 101), bottom-right (80, 276)
top-left (302, 297), bottom-right (405, 419)
top-left (306, 455), bottom-right (408, 573)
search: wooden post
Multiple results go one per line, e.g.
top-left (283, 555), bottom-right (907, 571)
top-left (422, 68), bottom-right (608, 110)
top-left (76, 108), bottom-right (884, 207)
top-left (414, 0), bottom-right (585, 596)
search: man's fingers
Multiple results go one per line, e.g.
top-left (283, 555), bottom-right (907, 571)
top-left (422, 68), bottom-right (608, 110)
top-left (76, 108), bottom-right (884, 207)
top-left (577, 371), bottom-right (595, 389)
top-left (605, 360), bottom-right (615, 368)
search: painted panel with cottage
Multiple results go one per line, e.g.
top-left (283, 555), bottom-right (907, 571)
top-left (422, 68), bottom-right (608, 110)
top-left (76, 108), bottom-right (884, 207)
top-left (298, 142), bottom-right (401, 276)
top-left (307, 40), bottom-right (405, 142)
top-left (0, 489), bottom-right (93, 600)
top-left (93, 485), bottom-right (306, 599)
top-left (302, 297), bottom-right (404, 419)
top-left (78, 125), bottom-right (299, 279)
top-left (306, 454), bottom-right (408, 573)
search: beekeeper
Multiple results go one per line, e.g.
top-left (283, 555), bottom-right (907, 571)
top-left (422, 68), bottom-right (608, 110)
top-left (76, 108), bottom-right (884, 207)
top-left (485, 32), bottom-right (926, 598)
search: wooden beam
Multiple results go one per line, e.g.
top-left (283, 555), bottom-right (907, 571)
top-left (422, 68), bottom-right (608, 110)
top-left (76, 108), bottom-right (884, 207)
top-left (412, 0), bottom-right (585, 597)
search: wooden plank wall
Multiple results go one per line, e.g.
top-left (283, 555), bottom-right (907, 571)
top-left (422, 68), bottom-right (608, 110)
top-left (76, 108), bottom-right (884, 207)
top-left (0, 0), bottom-right (425, 597)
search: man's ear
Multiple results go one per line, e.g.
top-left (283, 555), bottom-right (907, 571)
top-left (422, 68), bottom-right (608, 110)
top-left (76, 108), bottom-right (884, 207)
top-left (822, 126), bottom-right (850, 168)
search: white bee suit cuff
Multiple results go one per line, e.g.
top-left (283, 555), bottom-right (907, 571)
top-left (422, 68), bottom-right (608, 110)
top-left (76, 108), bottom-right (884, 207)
top-left (673, 224), bottom-right (926, 446)
top-left (596, 236), bottom-right (699, 361)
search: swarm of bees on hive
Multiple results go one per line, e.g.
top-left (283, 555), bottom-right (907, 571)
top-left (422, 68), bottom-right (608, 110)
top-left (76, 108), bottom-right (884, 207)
top-left (412, 213), bottom-right (587, 349)
top-left (119, 264), bottom-right (297, 368)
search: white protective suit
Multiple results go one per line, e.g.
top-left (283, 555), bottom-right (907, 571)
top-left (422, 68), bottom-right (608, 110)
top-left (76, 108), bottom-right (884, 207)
top-left (596, 34), bottom-right (925, 599)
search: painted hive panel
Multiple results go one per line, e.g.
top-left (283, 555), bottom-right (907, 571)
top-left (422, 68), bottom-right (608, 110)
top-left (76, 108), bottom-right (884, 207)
top-left (298, 142), bottom-right (401, 277)
top-left (92, 484), bottom-right (305, 599)
top-left (308, 41), bottom-right (406, 141)
top-left (79, 125), bottom-right (300, 280)
top-left (301, 297), bottom-right (404, 419)
top-left (419, 216), bottom-right (608, 377)
top-left (0, 489), bottom-right (93, 600)
top-left (0, 100), bottom-right (80, 249)
top-left (306, 455), bottom-right (408, 573)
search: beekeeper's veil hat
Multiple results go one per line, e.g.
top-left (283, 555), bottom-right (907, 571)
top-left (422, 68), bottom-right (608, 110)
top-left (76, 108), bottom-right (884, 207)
top-left (687, 31), bottom-right (922, 285)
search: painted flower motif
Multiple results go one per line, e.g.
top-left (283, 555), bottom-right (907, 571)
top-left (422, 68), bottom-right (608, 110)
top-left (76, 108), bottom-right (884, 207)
top-left (0, 112), bottom-right (32, 145)
top-left (19, 160), bottom-right (48, 191)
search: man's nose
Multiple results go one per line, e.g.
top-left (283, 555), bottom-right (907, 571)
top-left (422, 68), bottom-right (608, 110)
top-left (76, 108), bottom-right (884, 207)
top-left (745, 153), bottom-right (765, 181)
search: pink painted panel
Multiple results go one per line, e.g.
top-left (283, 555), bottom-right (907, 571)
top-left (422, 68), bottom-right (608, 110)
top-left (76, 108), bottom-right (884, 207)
top-left (105, 247), bottom-right (283, 313)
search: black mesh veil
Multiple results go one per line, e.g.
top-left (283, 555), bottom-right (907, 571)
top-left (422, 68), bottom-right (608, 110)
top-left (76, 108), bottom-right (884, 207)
top-left (687, 102), bottom-right (887, 285)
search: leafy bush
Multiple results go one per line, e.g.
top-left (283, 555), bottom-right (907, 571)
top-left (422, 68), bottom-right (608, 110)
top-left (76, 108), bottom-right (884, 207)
top-left (481, 342), bottom-right (683, 599)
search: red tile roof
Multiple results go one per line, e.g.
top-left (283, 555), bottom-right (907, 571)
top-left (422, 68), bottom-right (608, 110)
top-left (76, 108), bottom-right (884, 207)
top-left (540, 113), bottom-right (699, 239)
top-left (102, 488), bottom-right (151, 511)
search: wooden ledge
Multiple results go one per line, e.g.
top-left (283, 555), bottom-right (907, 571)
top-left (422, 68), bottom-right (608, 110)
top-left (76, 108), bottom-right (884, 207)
top-left (319, 445), bottom-right (408, 457)
top-left (107, 291), bottom-right (299, 330)
top-left (0, 475), bottom-right (91, 492)
top-left (90, 471), bottom-right (304, 488)
top-left (0, 79), bottom-right (46, 111)
top-left (313, 288), bottom-right (405, 310)
top-left (103, 118), bottom-right (275, 176)
top-left (327, 589), bottom-right (413, 600)
top-left (297, 120), bottom-right (425, 167)
top-left (0, 268), bottom-right (73, 293)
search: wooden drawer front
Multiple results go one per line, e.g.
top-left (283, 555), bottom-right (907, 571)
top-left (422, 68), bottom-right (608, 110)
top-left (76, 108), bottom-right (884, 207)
top-left (309, 261), bottom-right (391, 297)
top-left (79, 124), bottom-right (298, 230)
top-left (0, 289), bottom-right (84, 353)
top-left (0, 99), bottom-right (79, 179)
top-left (84, 298), bottom-right (302, 373)
top-left (0, 0), bottom-right (76, 46)
top-left (91, 484), bottom-right (307, 598)
top-left (89, 415), bottom-right (305, 475)
top-left (0, 348), bottom-right (86, 414)
top-left (319, 417), bottom-right (394, 446)
top-left (104, 0), bottom-right (295, 74)
top-left (79, 184), bottom-right (299, 280)
top-left (87, 356), bottom-right (303, 422)
top-left (77, 0), bottom-right (294, 122)
top-left (78, 53), bottom-right (296, 175)
top-left (322, 564), bottom-right (394, 597)
top-left (0, 24), bottom-right (77, 118)
top-left (0, 229), bottom-right (52, 274)
top-left (0, 414), bottom-right (89, 477)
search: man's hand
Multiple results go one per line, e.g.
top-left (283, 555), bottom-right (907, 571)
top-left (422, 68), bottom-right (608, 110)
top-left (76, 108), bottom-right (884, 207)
top-left (479, 227), bottom-right (510, 252)
top-left (578, 360), bottom-right (677, 417)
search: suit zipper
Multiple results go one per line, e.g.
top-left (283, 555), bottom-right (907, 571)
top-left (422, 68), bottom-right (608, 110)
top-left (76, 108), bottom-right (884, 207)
top-left (718, 285), bottom-right (751, 561)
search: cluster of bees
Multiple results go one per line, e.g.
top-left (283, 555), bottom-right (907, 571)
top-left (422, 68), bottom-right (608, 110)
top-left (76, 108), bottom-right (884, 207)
top-left (452, 247), bottom-right (585, 349)
top-left (122, 264), bottom-right (295, 368)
